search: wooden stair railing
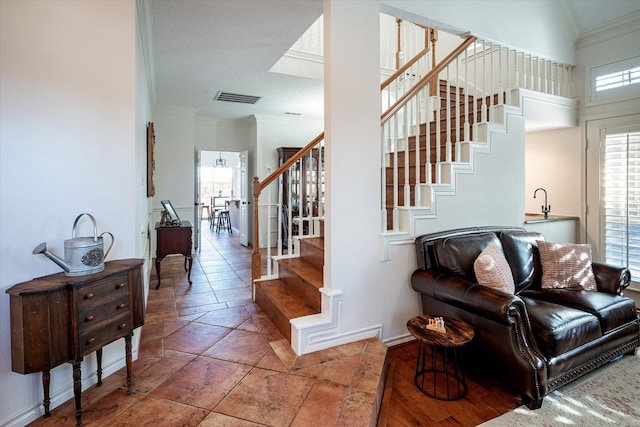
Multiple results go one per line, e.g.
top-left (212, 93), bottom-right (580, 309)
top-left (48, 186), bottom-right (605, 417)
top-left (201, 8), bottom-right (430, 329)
top-left (252, 25), bottom-right (434, 283)
top-left (251, 132), bottom-right (324, 282)
top-left (251, 25), bottom-right (575, 344)
top-left (381, 35), bottom-right (575, 232)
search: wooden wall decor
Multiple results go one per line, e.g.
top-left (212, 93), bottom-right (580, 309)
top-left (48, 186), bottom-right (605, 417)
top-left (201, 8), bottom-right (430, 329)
top-left (147, 121), bottom-right (155, 197)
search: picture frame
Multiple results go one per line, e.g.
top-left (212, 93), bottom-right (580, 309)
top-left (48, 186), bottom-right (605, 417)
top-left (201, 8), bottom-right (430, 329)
top-left (147, 121), bottom-right (155, 197)
top-left (161, 199), bottom-right (181, 224)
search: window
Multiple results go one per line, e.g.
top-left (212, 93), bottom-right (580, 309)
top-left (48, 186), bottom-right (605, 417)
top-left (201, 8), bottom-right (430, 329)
top-left (603, 130), bottom-right (640, 281)
top-left (596, 66), bottom-right (640, 92)
top-left (588, 56), bottom-right (640, 105)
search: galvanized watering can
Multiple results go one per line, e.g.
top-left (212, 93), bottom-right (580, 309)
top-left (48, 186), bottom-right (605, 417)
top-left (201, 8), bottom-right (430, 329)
top-left (32, 213), bottom-right (114, 276)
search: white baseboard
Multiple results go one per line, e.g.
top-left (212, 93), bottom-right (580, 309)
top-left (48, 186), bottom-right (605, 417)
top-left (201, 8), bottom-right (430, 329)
top-left (2, 348), bottom-right (139, 427)
top-left (291, 288), bottom-right (382, 355)
top-left (383, 333), bottom-right (415, 348)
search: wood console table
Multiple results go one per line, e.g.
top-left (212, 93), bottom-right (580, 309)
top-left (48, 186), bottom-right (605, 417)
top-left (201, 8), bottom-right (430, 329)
top-left (155, 220), bottom-right (193, 289)
top-left (6, 259), bottom-right (145, 427)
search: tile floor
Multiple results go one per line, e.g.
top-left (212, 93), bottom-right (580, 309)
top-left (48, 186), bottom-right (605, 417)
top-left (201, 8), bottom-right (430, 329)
top-left (29, 225), bottom-right (387, 427)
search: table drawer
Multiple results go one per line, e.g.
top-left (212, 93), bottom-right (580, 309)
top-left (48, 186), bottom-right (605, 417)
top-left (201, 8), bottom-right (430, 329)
top-left (76, 273), bottom-right (129, 312)
top-left (79, 313), bottom-right (131, 355)
top-left (78, 294), bottom-right (130, 335)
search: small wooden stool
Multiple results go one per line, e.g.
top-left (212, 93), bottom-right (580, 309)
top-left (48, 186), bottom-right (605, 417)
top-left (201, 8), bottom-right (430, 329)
top-left (216, 210), bottom-right (231, 233)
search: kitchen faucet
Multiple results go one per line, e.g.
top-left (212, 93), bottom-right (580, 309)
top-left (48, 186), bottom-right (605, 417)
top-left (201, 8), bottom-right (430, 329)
top-left (533, 188), bottom-right (551, 218)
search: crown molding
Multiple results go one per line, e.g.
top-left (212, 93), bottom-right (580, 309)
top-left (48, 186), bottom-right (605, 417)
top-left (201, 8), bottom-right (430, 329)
top-left (556, 0), bottom-right (582, 43)
top-left (153, 106), bottom-right (198, 117)
top-left (577, 11), bottom-right (640, 49)
top-left (136, 0), bottom-right (156, 107)
top-left (253, 113), bottom-right (323, 128)
top-left (195, 116), bottom-right (255, 128)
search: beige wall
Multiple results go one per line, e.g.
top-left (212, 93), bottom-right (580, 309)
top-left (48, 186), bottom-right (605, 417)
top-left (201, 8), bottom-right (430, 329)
top-left (525, 127), bottom-right (582, 217)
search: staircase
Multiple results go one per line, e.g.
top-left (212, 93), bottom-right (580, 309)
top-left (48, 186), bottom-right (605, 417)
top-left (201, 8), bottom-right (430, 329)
top-left (384, 80), bottom-right (504, 229)
top-left (254, 232), bottom-right (324, 342)
top-left (251, 31), bottom-right (575, 352)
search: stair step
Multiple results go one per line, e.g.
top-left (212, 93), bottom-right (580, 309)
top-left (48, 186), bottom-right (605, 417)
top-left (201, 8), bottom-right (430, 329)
top-left (279, 257), bottom-right (323, 289)
top-left (300, 237), bottom-right (324, 270)
top-left (254, 279), bottom-right (320, 342)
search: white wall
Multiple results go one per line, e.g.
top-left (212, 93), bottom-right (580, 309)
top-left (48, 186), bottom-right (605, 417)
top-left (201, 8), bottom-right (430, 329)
top-left (152, 108), bottom-right (197, 224)
top-left (0, 1), bottom-right (151, 425)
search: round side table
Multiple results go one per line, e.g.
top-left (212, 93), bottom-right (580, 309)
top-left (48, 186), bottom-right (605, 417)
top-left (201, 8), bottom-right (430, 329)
top-left (406, 314), bottom-right (475, 401)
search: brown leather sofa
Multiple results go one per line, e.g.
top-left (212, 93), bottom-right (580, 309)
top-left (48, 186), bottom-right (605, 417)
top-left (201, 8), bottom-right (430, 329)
top-left (411, 226), bottom-right (639, 408)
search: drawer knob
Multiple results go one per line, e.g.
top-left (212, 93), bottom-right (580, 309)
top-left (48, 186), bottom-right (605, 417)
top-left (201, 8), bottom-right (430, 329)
top-left (116, 303), bottom-right (126, 310)
top-left (86, 337), bottom-right (96, 345)
top-left (116, 283), bottom-right (125, 289)
top-left (85, 293), bottom-right (94, 300)
top-left (118, 323), bottom-right (127, 330)
top-left (85, 315), bottom-right (95, 322)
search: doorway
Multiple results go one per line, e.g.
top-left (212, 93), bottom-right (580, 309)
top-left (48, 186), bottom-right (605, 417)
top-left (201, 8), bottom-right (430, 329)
top-left (195, 150), bottom-right (249, 246)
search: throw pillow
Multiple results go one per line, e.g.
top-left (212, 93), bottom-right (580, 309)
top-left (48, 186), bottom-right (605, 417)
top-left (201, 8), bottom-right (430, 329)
top-left (474, 243), bottom-right (515, 294)
top-left (536, 240), bottom-right (597, 291)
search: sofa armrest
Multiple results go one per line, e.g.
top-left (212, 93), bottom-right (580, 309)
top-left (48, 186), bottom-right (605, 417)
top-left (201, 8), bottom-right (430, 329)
top-left (592, 262), bottom-right (631, 295)
top-left (411, 270), bottom-right (526, 325)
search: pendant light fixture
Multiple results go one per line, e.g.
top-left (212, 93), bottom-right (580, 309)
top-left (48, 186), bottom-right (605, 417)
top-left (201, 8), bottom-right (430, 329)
top-left (214, 151), bottom-right (228, 168)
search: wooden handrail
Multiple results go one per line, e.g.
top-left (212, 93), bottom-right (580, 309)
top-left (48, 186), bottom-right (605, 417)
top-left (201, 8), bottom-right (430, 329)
top-left (380, 45), bottom-right (431, 90)
top-left (251, 131), bottom-right (324, 281)
top-left (257, 132), bottom-right (324, 194)
top-left (381, 35), bottom-right (476, 125)
top-left (251, 33), bottom-right (478, 281)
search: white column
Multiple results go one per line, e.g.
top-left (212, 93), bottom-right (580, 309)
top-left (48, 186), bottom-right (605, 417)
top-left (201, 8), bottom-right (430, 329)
top-left (323, 0), bottom-right (380, 313)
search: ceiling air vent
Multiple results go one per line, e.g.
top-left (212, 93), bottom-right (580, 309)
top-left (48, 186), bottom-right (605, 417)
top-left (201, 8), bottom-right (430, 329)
top-left (214, 91), bottom-right (261, 104)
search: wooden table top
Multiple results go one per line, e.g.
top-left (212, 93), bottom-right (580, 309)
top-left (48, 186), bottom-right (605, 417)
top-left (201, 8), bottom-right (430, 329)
top-left (407, 315), bottom-right (474, 347)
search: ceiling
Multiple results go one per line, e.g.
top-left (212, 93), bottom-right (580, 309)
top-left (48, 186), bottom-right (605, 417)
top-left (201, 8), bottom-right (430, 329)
top-left (148, 0), bottom-right (640, 122)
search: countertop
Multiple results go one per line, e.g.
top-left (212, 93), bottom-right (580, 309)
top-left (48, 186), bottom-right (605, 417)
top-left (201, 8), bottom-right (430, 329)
top-left (524, 213), bottom-right (579, 224)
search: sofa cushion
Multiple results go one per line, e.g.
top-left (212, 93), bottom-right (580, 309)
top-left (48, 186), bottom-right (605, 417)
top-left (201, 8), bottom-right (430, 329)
top-left (474, 243), bottom-right (515, 294)
top-left (521, 296), bottom-right (602, 357)
top-left (537, 241), bottom-right (597, 291)
top-left (434, 232), bottom-right (502, 281)
top-left (500, 231), bottom-right (544, 293)
top-left (520, 289), bottom-right (638, 334)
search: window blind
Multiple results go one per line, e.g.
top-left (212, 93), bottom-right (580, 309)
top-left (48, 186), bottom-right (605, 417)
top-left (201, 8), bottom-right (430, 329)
top-left (603, 131), bottom-right (640, 281)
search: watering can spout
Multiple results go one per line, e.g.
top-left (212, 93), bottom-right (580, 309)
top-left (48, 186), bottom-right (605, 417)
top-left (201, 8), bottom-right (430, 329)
top-left (32, 242), bottom-right (71, 272)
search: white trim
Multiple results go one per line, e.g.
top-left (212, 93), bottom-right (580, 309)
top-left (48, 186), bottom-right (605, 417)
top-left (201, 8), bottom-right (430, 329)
top-left (383, 333), bottom-right (415, 348)
top-left (136, 0), bottom-right (156, 107)
top-left (290, 288), bottom-right (383, 355)
top-left (577, 11), bottom-right (640, 49)
top-left (585, 54), bottom-right (640, 107)
top-left (1, 348), bottom-right (138, 427)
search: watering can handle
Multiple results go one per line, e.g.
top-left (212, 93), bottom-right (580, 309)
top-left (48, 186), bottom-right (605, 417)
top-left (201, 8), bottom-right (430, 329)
top-left (72, 213), bottom-right (99, 241)
top-left (100, 232), bottom-right (115, 259)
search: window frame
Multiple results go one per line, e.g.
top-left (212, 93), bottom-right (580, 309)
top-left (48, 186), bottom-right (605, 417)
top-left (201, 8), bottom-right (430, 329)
top-left (586, 55), bottom-right (640, 106)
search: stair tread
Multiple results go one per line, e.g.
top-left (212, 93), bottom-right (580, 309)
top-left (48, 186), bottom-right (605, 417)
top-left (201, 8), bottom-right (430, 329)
top-left (256, 279), bottom-right (320, 318)
top-left (278, 257), bottom-right (323, 289)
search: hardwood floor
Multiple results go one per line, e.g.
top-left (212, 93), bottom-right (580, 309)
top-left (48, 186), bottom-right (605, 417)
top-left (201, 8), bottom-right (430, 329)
top-left (379, 341), bottom-right (521, 426)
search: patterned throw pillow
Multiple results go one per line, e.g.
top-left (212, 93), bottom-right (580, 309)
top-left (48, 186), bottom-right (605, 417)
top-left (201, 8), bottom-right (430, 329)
top-left (536, 240), bottom-right (597, 291)
top-left (474, 243), bottom-right (515, 294)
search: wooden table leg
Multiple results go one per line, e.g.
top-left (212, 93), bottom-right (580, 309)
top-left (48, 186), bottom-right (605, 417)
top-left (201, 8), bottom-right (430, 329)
top-left (155, 256), bottom-right (162, 289)
top-left (96, 348), bottom-right (103, 386)
top-left (125, 333), bottom-right (133, 394)
top-left (186, 256), bottom-right (193, 285)
top-left (42, 370), bottom-right (51, 418)
top-left (72, 360), bottom-right (83, 427)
